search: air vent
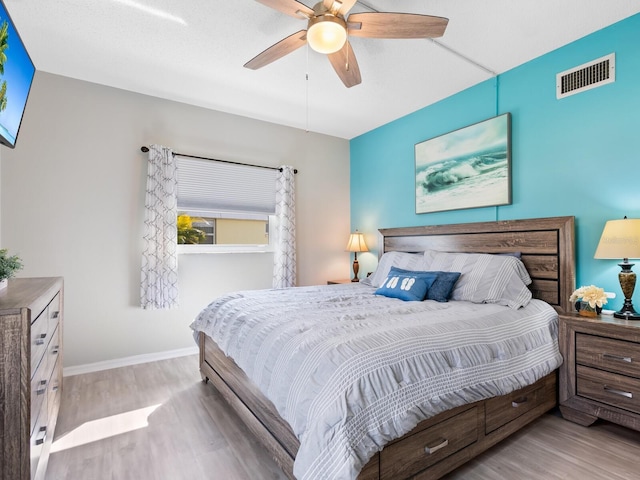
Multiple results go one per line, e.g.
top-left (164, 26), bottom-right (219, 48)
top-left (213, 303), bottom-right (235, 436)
top-left (556, 53), bottom-right (615, 99)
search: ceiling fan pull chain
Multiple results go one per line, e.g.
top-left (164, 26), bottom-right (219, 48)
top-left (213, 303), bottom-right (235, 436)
top-left (305, 44), bottom-right (310, 132)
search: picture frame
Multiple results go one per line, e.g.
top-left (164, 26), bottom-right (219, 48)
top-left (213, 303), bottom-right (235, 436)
top-left (415, 113), bottom-right (511, 214)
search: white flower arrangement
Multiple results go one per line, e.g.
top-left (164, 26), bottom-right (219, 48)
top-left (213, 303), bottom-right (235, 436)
top-left (569, 285), bottom-right (608, 309)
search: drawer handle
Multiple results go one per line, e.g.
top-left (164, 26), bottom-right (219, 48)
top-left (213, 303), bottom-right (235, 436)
top-left (52, 346), bottom-right (60, 355)
top-left (36, 379), bottom-right (48, 395)
top-left (603, 385), bottom-right (633, 399)
top-left (603, 353), bottom-right (632, 363)
top-left (35, 426), bottom-right (47, 445)
top-left (511, 396), bottom-right (528, 408)
top-left (51, 311), bottom-right (60, 319)
top-left (35, 333), bottom-right (47, 345)
top-left (424, 438), bottom-right (449, 455)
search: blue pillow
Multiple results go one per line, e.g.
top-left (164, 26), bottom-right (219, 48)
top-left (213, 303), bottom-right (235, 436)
top-left (375, 273), bottom-right (437, 302)
top-left (389, 267), bottom-right (461, 302)
top-left (425, 271), bottom-right (462, 302)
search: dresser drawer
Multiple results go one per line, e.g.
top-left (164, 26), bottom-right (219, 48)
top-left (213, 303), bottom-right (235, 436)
top-left (30, 324), bottom-right (61, 434)
top-left (576, 333), bottom-right (640, 378)
top-left (43, 325), bottom-right (61, 384)
top-left (30, 363), bottom-right (50, 435)
top-left (577, 365), bottom-right (640, 414)
top-left (30, 306), bottom-right (49, 376)
top-left (380, 406), bottom-right (478, 480)
top-left (29, 394), bottom-right (48, 480)
top-left (485, 375), bottom-right (551, 433)
top-left (47, 294), bottom-right (61, 331)
top-left (47, 356), bottom-right (62, 421)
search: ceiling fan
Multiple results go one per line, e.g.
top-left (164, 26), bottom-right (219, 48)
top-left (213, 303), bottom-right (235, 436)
top-left (244, 0), bottom-right (449, 88)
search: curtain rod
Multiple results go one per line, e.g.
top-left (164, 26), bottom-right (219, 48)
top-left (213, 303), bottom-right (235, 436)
top-left (140, 146), bottom-right (298, 174)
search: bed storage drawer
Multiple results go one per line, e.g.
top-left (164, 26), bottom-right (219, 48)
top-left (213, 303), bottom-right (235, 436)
top-left (485, 375), bottom-right (552, 433)
top-left (379, 406), bottom-right (478, 480)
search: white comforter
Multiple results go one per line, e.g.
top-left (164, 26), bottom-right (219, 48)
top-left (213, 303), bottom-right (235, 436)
top-left (190, 283), bottom-right (562, 480)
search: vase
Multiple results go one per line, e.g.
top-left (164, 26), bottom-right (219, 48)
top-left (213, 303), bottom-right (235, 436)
top-left (576, 300), bottom-right (601, 317)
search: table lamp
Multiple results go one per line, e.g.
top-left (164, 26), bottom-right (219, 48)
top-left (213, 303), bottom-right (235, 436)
top-left (594, 216), bottom-right (640, 320)
top-left (346, 231), bottom-right (368, 282)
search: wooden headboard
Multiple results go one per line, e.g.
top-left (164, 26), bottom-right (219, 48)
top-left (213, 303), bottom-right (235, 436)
top-left (379, 216), bottom-right (576, 314)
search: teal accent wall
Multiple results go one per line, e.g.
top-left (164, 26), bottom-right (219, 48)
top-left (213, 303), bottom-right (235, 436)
top-left (350, 13), bottom-right (640, 312)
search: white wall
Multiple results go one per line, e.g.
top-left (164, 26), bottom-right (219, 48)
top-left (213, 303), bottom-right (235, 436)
top-left (1, 72), bottom-right (351, 368)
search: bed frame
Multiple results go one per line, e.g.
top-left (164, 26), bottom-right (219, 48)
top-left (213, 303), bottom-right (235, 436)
top-left (198, 216), bottom-right (575, 480)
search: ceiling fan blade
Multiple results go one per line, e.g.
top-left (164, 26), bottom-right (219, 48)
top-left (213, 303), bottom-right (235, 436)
top-left (323, 0), bottom-right (358, 16)
top-left (327, 41), bottom-right (361, 88)
top-left (255, 0), bottom-right (313, 19)
top-left (244, 30), bottom-right (307, 70)
top-left (348, 13), bottom-right (448, 39)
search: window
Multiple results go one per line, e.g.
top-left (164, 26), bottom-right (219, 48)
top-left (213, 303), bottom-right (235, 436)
top-left (176, 156), bottom-right (277, 253)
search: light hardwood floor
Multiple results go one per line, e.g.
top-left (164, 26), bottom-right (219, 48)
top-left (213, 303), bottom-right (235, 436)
top-left (46, 355), bottom-right (640, 480)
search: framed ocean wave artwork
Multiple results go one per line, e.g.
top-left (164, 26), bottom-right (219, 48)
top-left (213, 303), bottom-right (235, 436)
top-left (415, 113), bottom-right (512, 214)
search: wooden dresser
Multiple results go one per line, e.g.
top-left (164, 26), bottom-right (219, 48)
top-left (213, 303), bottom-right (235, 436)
top-left (559, 312), bottom-right (640, 431)
top-left (0, 277), bottom-right (64, 480)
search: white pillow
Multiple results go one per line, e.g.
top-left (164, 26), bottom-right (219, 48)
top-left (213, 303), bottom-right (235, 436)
top-left (424, 250), bottom-right (532, 309)
top-left (361, 251), bottom-right (426, 288)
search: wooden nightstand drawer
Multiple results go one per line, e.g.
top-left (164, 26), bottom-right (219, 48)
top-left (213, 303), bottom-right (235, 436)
top-left (380, 406), bottom-right (478, 480)
top-left (577, 365), bottom-right (640, 414)
top-left (576, 333), bottom-right (640, 378)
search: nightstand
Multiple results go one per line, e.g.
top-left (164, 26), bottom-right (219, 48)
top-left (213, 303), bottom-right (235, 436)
top-left (559, 312), bottom-right (640, 431)
top-left (327, 279), bottom-right (354, 285)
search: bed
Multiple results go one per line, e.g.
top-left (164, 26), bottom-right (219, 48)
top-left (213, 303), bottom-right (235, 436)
top-left (192, 216), bottom-right (575, 480)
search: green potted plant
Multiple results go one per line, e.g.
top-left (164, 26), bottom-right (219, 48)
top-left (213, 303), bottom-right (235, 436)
top-left (0, 249), bottom-right (23, 290)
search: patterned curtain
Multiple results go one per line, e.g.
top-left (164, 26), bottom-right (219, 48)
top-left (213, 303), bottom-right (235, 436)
top-left (273, 166), bottom-right (296, 288)
top-left (141, 144), bottom-right (179, 309)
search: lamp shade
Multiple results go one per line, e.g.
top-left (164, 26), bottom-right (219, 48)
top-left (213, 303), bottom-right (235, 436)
top-left (307, 14), bottom-right (347, 54)
top-left (346, 232), bottom-right (368, 253)
top-left (594, 218), bottom-right (640, 260)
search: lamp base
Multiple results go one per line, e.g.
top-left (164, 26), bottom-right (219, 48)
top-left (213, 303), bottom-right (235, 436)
top-left (615, 262), bottom-right (640, 320)
top-left (352, 256), bottom-right (360, 282)
top-left (614, 308), bottom-right (640, 320)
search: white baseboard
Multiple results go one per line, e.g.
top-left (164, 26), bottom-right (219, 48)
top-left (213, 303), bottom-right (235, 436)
top-left (63, 346), bottom-right (199, 377)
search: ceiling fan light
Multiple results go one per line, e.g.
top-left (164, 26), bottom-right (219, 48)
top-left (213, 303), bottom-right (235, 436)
top-left (307, 14), bottom-right (347, 54)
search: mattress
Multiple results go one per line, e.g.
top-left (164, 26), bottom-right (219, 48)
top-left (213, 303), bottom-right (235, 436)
top-left (190, 283), bottom-right (562, 480)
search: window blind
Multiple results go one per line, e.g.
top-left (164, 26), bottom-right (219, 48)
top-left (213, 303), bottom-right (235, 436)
top-left (177, 156), bottom-right (277, 215)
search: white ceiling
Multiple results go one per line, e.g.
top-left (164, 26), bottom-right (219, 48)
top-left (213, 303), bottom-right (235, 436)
top-left (7, 0), bottom-right (640, 139)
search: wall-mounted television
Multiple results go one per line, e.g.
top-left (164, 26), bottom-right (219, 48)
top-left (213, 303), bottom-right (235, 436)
top-left (0, 0), bottom-right (35, 149)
